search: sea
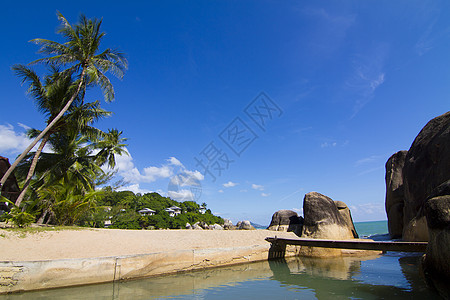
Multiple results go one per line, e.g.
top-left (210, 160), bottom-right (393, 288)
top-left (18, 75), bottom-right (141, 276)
top-left (0, 221), bottom-right (441, 299)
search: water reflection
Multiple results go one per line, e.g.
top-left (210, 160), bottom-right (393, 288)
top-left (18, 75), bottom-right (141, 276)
top-left (0, 253), bottom-right (440, 299)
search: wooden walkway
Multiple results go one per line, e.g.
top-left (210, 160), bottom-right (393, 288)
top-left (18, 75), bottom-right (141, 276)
top-left (265, 237), bottom-right (428, 253)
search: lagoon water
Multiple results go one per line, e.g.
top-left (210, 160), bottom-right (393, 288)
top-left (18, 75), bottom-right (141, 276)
top-left (1, 221), bottom-right (440, 299)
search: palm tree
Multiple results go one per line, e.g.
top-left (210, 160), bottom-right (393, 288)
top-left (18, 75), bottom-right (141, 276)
top-left (11, 66), bottom-right (84, 208)
top-left (11, 66), bottom-right (113, 208)
top-left (1, 12), bottom-right (127, 190)
top-left (93, 129), bottom-right (128, 169)
top-left (17, 101), bottom-right (112, 196)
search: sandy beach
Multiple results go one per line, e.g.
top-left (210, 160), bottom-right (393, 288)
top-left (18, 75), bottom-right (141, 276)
top-left (0, 228), bottom-right (298, 261)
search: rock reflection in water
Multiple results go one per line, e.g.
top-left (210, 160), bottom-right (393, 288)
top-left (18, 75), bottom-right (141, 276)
top-left (0, 254), bottom-right (440, 299)
top-left (269, 254), bottom-right (439, 299)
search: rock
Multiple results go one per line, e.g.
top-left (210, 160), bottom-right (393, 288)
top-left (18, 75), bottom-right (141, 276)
top-left (192, 223), bottom-right (203, 230)
top-left (185, 223), bottom-right (192, 229)
top-left (212, 224), bottom-right (224, 230)
top-left (238, 220), bottom-right (255, 230)
top-left (223, 219), bottom-right (233, 229)
top-left (334, 201), bottom-right (358, 239)
top-left (267, 210), bottom-right (303, 236)
top-left (198, 221), bottom-right (209, 230)
top-left (301, 192), bottom-right (357, 257)
top-left (402, 111), bottom-right (450, 241)
top-left (422, 196), bottom-right (450, 298)
top-left (385, 150), bottom-right (407, 238)
top-left (236, 221), bottom-right (242, 228)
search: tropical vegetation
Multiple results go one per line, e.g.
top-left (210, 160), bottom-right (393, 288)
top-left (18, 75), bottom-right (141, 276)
top-left (0, 12), bottom-right (222, 229)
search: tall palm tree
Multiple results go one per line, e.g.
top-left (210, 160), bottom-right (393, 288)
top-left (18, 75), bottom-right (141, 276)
top-left (12, 66), bottom-right (84, 208)
top-left (1, 12), bottom-right (127, 190)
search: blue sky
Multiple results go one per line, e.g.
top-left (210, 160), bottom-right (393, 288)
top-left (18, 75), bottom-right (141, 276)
top-left (1, 1), bottom-right (449, 225)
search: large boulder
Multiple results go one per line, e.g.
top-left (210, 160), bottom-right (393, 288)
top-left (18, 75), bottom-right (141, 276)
top-left (267, 209), bottom-right (303, 236)
top-left (301, 192), bottom-right (356, 240)
top-left (421, 196), bottom-right (450, 298)
top-left (238, 220), bottom-right (255, 230)
top-left (334, 201), bottom-right (358, 239)
top-left (402, 111), bottom-right (450, 241)
top-left (301, 192), bottom-right (358, 257)
top-left (385, 150), bottom-right (408, 239)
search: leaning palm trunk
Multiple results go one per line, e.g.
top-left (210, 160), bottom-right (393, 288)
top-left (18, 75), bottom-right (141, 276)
top-left (0, 69), bottom-right (85, 193)
top-left (14, 132), bottom-right (50, 208)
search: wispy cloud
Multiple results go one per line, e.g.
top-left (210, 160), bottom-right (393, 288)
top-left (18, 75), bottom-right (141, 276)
top-left (301, 7), bottom-right (356, 58)
top-left (321, 141), bottom-right (337, 148)
top-left (350, 203), bottom-right (384, 215)
top-left (261, 192), bottom-right (270, 197)
top-left (355, 155), bottom-right (383, 166)
top-left (357, 166), bottom-right (384, 176)
top-left (223, 181), bottom-right (238, 188)
top-left (218, 189), bottom-right (224, 193)
top-left (415, 13), bottom-right (450, 56)
top-left (292, 207), bottom-right (303, 216)
top-left (251, 184), bottom-right (264, 191)
top-left (345, 44), bottom-right (388, 117)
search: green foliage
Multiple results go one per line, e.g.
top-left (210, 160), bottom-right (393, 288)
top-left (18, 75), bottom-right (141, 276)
top-left (109, 210), bottom-right (141, 229)
top-left (5, 207), bottom-right (35, 228)
top-left (94, 189), bottom-right (223, 230)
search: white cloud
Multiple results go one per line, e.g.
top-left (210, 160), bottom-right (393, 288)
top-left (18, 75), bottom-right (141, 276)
top-left (142, 165), bottom-right (172, 181)
top-left (252, 184), bottom-right (264, 191)
top-left (0, 123), bottom-right (54, 156)
top-left (223, 181), bottom-right (238, 188)
top-left (117, 183), bottom-right (152, 194)
top-left (218, 189), bottom-right (224, 193)
top-left (114, 152), bottom-right (203, 188)
top-left (261, 193), bottom-right (270, 197)
top-left (0, 124), bottom-right (33, 155)
top-left (320, 141), bottom-right (337, 148)
top-left (183, 169), bottom-right (205, 181)
top-left (115, 149), bottom-right (134, 172)
top-left (168, 189), bottom-right (195, 201)
top-left (167, 157), bottom-right (183, 167)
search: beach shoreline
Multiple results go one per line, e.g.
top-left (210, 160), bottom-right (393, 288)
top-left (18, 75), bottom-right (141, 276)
top-left (0, 228), bottom-right (303, 294)
top-left (0, 227), bottom-right (299, 261)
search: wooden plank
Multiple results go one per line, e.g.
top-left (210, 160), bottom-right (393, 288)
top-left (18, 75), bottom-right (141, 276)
top-left (265, 237), bottom-right (428, 253)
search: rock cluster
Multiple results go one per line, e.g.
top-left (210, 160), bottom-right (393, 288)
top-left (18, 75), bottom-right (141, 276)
top-left (268, 192), bottom-right (360, 257)
top-left (383, 111), bottom-right (450, 297)
top-left (185, 219), bottom-right (255, 230)
top-left (267, 209), bottom-right (303, 236)
top-left (384, 112), bottom-right (450, 241)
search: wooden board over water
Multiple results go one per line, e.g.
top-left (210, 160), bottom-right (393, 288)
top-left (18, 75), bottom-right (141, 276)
top-left (265, 237), bottom-right (428, 253)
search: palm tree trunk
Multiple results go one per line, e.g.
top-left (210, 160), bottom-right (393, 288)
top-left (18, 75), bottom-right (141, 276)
top-left (15, 132), bottom-right (50, 208)
top-left (0, 69), bottom-right (86, 191)
top-left (36, 209), bottom-right (48, 225)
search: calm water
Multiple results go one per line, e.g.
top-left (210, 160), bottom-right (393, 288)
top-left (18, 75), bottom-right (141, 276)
top-left (0, 221), bottom-right (441, 299)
